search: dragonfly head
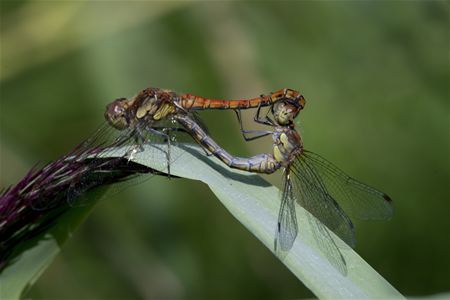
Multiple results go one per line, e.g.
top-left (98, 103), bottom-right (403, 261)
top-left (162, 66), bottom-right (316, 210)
top-left (105, 98), bottom-right (130, 130)
top-left (283, 89), bottom-right (306, 110)
top-left (272, 96), bottom-right (305, 125)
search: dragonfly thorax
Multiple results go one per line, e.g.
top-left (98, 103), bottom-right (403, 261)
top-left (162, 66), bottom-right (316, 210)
top-left (105, 88), bottom-right (180, 131)
top-left (133, 89), bottom-right (178, 122)
top-left (273, 126), bottom-right (303, 167)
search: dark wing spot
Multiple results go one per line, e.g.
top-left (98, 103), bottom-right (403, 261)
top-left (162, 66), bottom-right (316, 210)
top-left (383, 193), bottom-right (393, 202)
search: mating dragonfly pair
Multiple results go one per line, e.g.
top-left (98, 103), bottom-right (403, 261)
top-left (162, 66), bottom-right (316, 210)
top-left (101, 87), bottom-right (393, 274)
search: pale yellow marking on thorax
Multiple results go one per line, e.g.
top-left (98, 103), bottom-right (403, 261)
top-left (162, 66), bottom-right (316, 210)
top-left (136, 100), bottom-right (156, 119)
top-left (280, 133), bottom-right (289, 147)
top-left (153, 103), bottom-right (175, 120)
top-left (273, 144), bottom-right (283, 162)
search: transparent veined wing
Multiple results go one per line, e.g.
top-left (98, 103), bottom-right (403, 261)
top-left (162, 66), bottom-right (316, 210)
top-left (289, 157), bottom-right (352, 274)
top-left (30, 115), bottom-right (193, 210)
top-left (274, 170), bottom-right (298, 256)
top-left (301, 150), bottom-right (394, 221)
top-left (274, 169), bottom-right (346, 275)
top-left (307, 211), bottom-right (348, 275)
top-left (291, 154), bottom-right (356, 248)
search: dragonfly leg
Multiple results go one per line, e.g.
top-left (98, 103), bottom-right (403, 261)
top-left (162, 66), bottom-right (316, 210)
top-left (152, 126), bottom-right (212, 157)
top-left (145, 127), bottom-right (172, 177)
top-left (151, 126), bottom-right (188, 134)
top-left (133, 127), bottom-right (146, 151)
top-left (124, 128), bottom-right (146, 161)
top-left (234, 109), bottom-right (273, 141)
top-left (253, 102), bottom-right (275, 126)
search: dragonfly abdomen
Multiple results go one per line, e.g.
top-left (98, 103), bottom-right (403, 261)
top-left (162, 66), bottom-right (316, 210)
top-left (178, 88), bottom-right (305, 112)
top-left (179, 94), bottom-right (273, 110)
top-left (174, 114), bottom-right (280, 174)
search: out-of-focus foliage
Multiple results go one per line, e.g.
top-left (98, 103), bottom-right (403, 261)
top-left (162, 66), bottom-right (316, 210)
top-left (0, 1), bottom-right (448, 298)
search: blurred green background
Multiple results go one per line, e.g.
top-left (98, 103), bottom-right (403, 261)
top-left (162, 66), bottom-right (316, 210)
top-left (1, 1), bottom-right (448, 298)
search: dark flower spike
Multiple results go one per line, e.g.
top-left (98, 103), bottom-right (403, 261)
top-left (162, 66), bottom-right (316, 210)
top-left (0, 136), bottom-right (158, 269)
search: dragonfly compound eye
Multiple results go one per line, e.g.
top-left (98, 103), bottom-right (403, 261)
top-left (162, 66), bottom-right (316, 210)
top-left (105, 98), bottom-right (129, 130)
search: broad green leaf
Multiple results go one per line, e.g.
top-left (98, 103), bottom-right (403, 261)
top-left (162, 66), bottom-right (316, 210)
top-left (0, 144), bottom-right (403, 299)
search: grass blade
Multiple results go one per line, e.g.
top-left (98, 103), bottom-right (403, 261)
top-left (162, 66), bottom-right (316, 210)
top-left (0, 143), bottom-right (403, 299)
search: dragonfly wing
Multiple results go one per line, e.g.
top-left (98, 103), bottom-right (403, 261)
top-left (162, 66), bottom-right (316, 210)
top-left (307, 213), bottom-right (348, 275)
top-left (63, 118), bottom-right (189, 208)
top-left (291, 158), bottom-right (356, 248)
top-left (302, 150), bottom-right (394, 220)
top-left (274, 171), bottom-right (298, 256)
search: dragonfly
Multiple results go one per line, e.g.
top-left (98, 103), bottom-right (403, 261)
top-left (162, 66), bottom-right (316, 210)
top-left (16, 87), bottom-right (296, 209)
top-left (168, 92), bottom-right (394, 274)
top-left (5, 87), bottom-right (295, 213)
top-left (103, 87), bottom-right (303, 171)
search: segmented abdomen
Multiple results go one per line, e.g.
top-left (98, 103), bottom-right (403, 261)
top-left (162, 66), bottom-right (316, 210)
top-left (178, 88), bottom-right (302, 111)
top-left (174, 114), bottom-right (281, 174)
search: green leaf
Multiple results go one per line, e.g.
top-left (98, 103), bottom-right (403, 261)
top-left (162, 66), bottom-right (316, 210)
top-left (0, 144), bottom-right (404, 299)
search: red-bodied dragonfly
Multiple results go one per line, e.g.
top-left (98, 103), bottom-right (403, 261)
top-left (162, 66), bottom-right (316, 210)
top-left (8, 87), bottom-right (297, 212)
top-left (103, 87), bottom-right (303, 171)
